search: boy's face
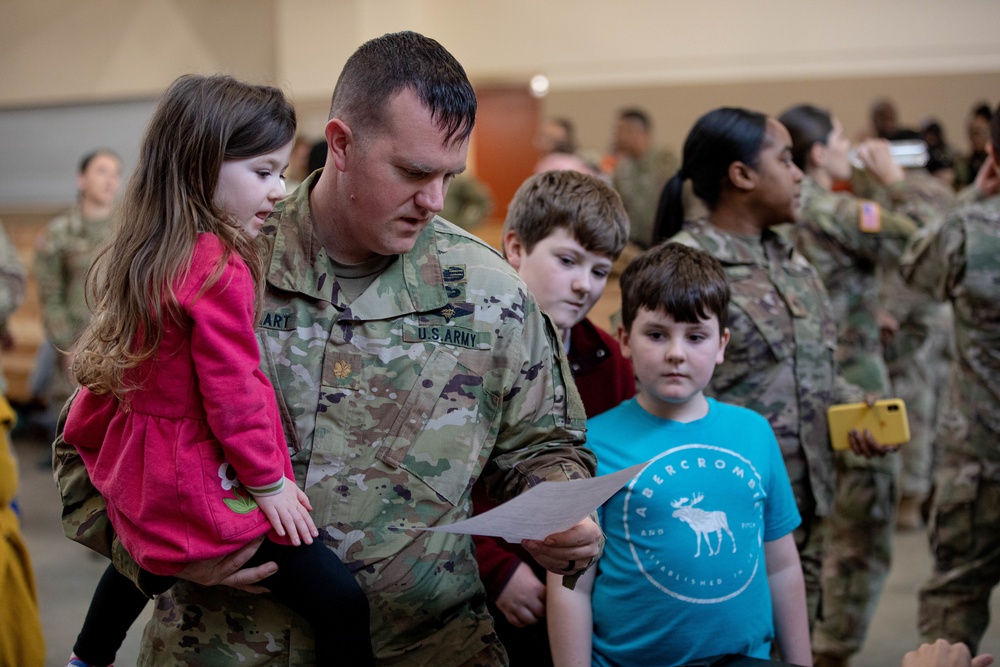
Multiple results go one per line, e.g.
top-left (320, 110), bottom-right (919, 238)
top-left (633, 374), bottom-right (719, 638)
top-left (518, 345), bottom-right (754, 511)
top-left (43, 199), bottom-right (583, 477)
top-left (620, 306), bottom-right (729, 420)
top-left (504, 227), bottom-right (612, 333)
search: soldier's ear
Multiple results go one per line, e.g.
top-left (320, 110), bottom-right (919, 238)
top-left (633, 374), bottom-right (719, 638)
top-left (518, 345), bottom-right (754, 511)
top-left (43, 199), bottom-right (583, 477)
top-left (325, 119), bottom-right (352, 173)
top-left (728, 161), bottom-right (756, 192)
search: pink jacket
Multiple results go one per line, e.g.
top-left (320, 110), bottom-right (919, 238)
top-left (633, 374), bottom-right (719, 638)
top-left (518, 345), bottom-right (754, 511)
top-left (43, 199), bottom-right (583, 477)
top-left (65, 234), bottom-right (292, 575)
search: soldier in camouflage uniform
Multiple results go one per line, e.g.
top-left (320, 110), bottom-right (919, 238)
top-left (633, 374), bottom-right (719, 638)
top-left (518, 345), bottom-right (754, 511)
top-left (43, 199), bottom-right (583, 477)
top-left (658, 107), bottom-right (874, 636)
top-left (33, 149), bottom-right (122, 410)
top-left (0, 221), bottom-right (26, 399)
top-left (901, 115), bottom-right (1000, 654)
top-left (53, 31), bottom-right (602, 666)
top-left (871, 169), bottom-right (957, 530)
top-left (611, 107), bottom-right (680, 249)
top-left (780, 105), bottom-right (945, 666)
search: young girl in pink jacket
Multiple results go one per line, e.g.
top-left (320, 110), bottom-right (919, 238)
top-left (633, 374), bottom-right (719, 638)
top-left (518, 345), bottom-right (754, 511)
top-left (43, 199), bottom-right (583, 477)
top-left (62, 74), bottom-right (373, 667)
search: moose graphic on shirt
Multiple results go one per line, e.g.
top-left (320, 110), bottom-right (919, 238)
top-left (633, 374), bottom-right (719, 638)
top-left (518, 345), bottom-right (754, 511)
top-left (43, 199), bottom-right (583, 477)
top-left (671, 492), bottom-right (737, 557)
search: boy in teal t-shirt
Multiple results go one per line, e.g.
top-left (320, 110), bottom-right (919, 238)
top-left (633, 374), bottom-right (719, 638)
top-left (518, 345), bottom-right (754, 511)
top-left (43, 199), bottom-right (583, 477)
top-left (547, 243), bottom-right (811, 667)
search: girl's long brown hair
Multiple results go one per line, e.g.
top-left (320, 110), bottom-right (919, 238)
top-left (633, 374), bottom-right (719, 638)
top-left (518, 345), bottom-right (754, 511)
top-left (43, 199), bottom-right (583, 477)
top-left (73, 74), bottom-right (296, 399)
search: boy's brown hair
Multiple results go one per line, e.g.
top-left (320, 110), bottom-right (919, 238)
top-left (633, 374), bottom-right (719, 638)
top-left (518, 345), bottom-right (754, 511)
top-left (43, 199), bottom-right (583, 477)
top-left (620, 242), bottom-right (730, 332)
top-left (502, 170), bottom-right (629, 260)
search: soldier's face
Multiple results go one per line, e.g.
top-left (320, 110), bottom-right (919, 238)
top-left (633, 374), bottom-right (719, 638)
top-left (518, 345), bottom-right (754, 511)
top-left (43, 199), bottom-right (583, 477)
top-left (820, 118), bottom-right (853, 183)
top-left (332, 88), bottom-right (469, 264)
top-left (749, 119), bottom-right (803, 226)
top-left (78, 153), bottom-right (122, 208)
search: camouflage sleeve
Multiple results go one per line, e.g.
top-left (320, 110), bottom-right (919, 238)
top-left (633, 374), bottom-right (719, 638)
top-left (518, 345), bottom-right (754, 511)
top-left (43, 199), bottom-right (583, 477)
top-left (900, 214), bottom-right (966, 302)
top-left (33, 225), bottom-right (77, 351)
top-left (0, 222), bottom-right (26, 325)
top-left (832, 373), bottom-right (866, 405)
top-left (884, 180), bottom-right (943, 229)
top-left (954, 183), bottom-right (985, 207)
top-left (812, 190), bottom-right (918, 264)
top-left (480, 302), bottom-right (594, 504)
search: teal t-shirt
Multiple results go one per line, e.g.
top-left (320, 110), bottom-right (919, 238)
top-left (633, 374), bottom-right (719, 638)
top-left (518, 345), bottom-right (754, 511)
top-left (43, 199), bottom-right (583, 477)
top-left (589, 397), bottom-right (801, 667)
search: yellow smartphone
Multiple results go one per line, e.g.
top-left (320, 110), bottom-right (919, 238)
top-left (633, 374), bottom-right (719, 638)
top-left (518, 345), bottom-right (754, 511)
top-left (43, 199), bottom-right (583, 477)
top-left (827, 398), bottom-right (910, 451)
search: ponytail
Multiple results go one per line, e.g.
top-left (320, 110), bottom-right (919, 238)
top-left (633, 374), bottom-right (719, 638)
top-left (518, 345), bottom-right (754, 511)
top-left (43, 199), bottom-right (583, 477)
top-left (654, 173), bottom-right (687, 242)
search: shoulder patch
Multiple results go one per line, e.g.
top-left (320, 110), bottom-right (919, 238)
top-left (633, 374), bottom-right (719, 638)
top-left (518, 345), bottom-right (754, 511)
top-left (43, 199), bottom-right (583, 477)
top-left (859, 200), bottom-right (882, 233)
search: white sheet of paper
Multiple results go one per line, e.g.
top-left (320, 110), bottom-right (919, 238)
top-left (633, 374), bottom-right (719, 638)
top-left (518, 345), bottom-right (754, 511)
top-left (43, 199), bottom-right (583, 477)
top-left (423, 461), bottom-right (648, 543)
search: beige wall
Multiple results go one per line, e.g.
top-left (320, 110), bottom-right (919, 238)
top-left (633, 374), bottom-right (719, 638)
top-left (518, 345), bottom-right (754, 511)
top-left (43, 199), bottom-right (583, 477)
top-left (0, 0), bottom-right (277, 106)
top-left (275, 0), bottom-right (1000, 147)
top-left (2, 0), bottom-right (999, 167)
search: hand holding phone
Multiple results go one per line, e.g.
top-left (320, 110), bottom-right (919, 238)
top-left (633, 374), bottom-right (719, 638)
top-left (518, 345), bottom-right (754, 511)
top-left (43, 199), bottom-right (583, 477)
top-left (827, 398), bottom-right (910, 452)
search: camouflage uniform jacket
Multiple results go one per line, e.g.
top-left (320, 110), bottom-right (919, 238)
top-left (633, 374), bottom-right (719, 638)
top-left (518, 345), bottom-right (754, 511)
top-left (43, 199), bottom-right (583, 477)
top-left (0, 221), bottom-right (26, 395)
top-left (613, 147), bottom-right (679, 248)
top-left (54, 173), bottom-right (595, 666)
top-left (671, 219), bottom-right (862, 516)
top-left (901, 191), bottom-right (1000, 463)
top-left (33, 209), bottom-right (112, 351)
top-left (792, 175), bottom-right (925, 393)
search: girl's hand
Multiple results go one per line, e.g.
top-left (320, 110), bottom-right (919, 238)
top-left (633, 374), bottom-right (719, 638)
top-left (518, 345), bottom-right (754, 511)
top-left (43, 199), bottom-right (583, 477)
top-left (253, 479), bottom-right (319, 546)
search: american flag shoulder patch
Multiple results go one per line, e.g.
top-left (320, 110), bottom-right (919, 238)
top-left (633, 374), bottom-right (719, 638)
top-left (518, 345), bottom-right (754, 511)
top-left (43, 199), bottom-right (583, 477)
top-left (859, 200), bottom-right (882, 233)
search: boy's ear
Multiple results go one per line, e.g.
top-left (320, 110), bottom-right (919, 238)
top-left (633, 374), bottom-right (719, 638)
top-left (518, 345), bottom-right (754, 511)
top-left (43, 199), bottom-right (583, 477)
top-left (716, 326), bottom-right (731, 365)
top-left (325, 118), bottom-right (351, 173)
top-left (503, 231), bottom-right (525, 269)
top-left (618, 324), bottom-right (632, 359)
top-left (728, 161), bottom-right (756, 192)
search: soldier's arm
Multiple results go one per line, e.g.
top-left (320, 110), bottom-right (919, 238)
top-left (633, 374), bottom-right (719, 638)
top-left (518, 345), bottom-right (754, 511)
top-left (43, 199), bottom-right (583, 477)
top-left (33, 228), bottom-right (77, 351)
top-left (478, 297), bottom-right (601, 585)
top-left (480, 300), bottom-right (593, 500)
top-left (899, 214), bottom-right (966, 302)
top-left (0, 223), bottom-right (26, 324)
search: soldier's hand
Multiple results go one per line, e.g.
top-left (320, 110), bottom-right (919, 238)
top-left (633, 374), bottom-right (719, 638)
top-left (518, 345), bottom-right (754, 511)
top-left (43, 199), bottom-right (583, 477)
top-left (522, 517), bottom-right (601, 578)
top-left (857, 138), bottom-right (905, 187)
top-left (175, 536), bottom-right (276, 594)
top-left (848, 393), bottom-right (900, 458)
top-left (973, 150), bottom-right (1000, 198)
top-left (901, 638), bottom-right (994, 667)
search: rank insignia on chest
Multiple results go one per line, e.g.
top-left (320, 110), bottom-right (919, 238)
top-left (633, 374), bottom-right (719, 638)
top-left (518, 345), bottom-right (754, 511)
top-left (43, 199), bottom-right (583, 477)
top-left (323, 351), bottom-right (362, 387)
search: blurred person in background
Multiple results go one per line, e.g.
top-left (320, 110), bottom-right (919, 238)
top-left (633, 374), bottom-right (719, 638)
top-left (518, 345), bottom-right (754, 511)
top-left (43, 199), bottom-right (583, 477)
top-left (32, 149), bottom-right (122, 432)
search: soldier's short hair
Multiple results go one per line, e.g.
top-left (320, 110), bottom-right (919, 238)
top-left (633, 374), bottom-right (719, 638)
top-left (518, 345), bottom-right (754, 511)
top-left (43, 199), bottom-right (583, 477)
top-left (779, 105), bottom-right (834, 172)
top-left (619, 107), bottom-right (652, 132)
top-left (620, 242), bottom-right (730, 333)
top-left (502, 170), bottom-right (629, 261)
top-left (78, 148), bottom-right (121, 175)
top-left (329, 31), bottom-right (476, 146)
